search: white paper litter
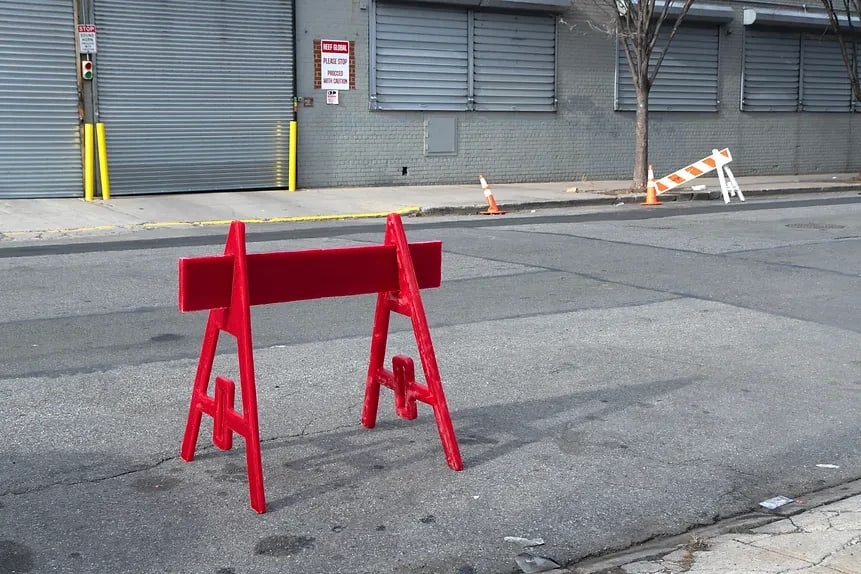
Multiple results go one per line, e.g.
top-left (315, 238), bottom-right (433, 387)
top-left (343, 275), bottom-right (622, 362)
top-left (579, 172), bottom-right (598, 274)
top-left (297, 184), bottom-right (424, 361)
top-left (816, 464), bottom-right (840, 469)
top-left (515, 553), bottom-right (560, 574)
top-left (504, 536), bottom-right (545, 547)
top-left (759, 496), bottom-right (794, 510)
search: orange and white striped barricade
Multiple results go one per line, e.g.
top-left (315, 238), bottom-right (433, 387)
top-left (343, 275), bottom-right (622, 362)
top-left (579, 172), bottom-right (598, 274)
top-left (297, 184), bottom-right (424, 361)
top-left (655, 148), bottom-right (744, 204)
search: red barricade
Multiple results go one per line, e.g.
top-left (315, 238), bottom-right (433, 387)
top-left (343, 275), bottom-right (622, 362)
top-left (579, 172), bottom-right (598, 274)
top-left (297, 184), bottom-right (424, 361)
top-left (178, 213), bottom-right (463, 513)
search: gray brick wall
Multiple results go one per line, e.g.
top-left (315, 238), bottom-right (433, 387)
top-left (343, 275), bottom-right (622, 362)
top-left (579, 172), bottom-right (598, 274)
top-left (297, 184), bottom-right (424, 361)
top-left (295, 0), bottom-right (861, 188)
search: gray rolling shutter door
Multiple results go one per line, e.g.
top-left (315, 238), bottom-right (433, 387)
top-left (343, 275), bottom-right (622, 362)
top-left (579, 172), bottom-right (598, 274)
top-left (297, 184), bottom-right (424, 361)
top-left (375, 3), bottom-right (468, 111)
top-left (617, 26), bottom-right (720, 112)
top-left (742, 30), bottom-right (800, 112)
top-left (473, 12), bottom-right (556, 112)
top-left (0, 1), bottom-right (80, 199)
top-left (94, 1), bottom-right (295, 195)
top-left (801, 36), bottom-right (851, 112)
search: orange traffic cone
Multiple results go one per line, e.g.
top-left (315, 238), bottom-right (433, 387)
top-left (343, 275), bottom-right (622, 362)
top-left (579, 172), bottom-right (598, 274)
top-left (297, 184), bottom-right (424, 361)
top-left (641, 165), bottom-right (662, 206)
top-left (479, 174), bottom-right (506, 215)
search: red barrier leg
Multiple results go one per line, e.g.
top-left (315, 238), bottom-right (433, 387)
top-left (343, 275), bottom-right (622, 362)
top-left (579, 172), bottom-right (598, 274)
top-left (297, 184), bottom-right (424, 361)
top-left (362, 290), bottom-right (392, 428)
top-left (361, 214), bottom-right (463, 471)
top-left (235, 299), bottom-right (265, 513)
top-left (180, 313), bottom-right (221, 461)
top-left (392, 355), bottom-right (418, 420)
top-left (212, 377), bottom-right (235, 451)
top-left (179, 221), bottom-right (267, 512)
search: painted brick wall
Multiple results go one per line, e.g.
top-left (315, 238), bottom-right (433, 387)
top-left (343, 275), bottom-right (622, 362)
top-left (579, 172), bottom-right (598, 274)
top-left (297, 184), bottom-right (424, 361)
top-left (295, 0), bottom-right (861, 188)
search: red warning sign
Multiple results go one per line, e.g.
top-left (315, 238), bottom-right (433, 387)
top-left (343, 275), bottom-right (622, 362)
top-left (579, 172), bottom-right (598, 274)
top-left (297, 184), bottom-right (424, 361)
top-left (321, 38), bottom-right (350, 91)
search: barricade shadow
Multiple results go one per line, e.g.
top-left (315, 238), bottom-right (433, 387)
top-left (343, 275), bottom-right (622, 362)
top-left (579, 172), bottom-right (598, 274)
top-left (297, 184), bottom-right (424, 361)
top-left (255, 376), bottom-right (698, 512)
top-left (0, 449), bottom-right (207, 572)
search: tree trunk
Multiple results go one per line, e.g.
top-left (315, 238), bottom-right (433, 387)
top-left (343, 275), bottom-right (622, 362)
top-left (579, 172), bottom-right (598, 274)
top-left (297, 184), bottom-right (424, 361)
top-left (632, 87), bottom-right (649, 191)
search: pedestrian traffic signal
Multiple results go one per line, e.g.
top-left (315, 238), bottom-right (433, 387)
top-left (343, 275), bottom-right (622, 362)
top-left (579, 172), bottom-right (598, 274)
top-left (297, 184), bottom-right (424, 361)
top-left (81, 60), bottom-right (94, 80)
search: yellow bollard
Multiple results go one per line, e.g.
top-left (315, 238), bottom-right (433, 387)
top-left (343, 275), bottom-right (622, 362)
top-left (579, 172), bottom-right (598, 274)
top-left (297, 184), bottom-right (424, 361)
top-left (96, 122), bottom-right (111, 200)
top-left (288, 120), bottom-right (297, 191)
top-left (84, 123), bottom-right (95, 201)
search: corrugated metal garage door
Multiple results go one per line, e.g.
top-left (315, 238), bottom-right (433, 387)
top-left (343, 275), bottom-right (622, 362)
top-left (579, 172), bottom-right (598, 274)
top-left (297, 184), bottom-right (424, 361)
top-left (0, 1), bottom-right (81, 199)
top-left (94, 0), bottom-right (295, 195)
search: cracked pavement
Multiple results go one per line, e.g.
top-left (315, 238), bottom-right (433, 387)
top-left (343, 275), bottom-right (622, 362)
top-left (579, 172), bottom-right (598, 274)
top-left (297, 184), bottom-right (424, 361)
top-left (597, 496), bottom-right (861, 574)
top-left (2, 197), bottom-right (861, 573)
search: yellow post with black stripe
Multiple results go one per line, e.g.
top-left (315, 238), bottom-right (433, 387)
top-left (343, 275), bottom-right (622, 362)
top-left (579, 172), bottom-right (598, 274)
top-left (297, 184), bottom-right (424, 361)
top-left (96, 122), bottom-right (111, 200)
top-left (288, 120), bottom-right (297, 191)
top-left (84, 123), bottom-right (95, 201)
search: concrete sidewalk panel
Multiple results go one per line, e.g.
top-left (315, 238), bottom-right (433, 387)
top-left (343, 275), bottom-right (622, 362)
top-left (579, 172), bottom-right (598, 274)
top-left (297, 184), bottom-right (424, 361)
top-left (745, 531), bottom-right (860, 566)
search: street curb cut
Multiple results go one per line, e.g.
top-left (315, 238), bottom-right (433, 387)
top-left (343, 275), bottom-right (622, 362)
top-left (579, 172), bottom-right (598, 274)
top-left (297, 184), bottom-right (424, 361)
top-left (418, 196), bottom-right (623, 217)
top-left (568, 477), bottom-right (861, 573)
top-left (416, 184), bottom-right (861, 217)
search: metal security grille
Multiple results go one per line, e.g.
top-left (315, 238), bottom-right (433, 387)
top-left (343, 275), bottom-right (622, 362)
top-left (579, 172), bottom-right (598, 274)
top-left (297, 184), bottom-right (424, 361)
top-left (94, 0), bottom-right (295, 195)
top-left (801, 35), bottom-right (851, 112)
top-left (373, 3), bottom-right (469, 111)
top-left (0, 1), bottom-right (81, 199)
top-left (742, 30), bottom-right (801, 112)
top-left (616, 26), bottom-right (720, 112)
top-left (372, 2), bottom-right (557, 112)
top-left (473, 11), bottom-right (556, 112)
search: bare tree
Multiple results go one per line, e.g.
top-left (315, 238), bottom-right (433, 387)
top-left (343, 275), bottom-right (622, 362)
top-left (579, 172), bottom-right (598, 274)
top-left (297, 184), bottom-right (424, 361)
top-left (820, 0), bottom-right (861, 101)
top-left (592, 0), bottom-right (695, 190)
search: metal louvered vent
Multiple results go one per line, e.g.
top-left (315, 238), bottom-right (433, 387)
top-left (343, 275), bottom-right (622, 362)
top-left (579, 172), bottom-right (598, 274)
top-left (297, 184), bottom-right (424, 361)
top-left (374, 3), bottom-right (469, 111)
top-left (742, 30), bottom-right (801, 112)
top-left (372, 2), bottom-right (556, 112)
top-left (617, 26), bottom-right (720, 112)
top-left (801, 35), bottom-right (851, 112)
top-left (473, 11), bottom-right (556, 112)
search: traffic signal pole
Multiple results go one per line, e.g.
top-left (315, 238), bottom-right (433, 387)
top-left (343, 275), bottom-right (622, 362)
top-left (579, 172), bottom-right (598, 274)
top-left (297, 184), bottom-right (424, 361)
top-left (289, 0), bottom-right (298, 192)
top-left (89, 1), bottom-right (110, 200)
top-left (78, 0), bottom-right (110, 201)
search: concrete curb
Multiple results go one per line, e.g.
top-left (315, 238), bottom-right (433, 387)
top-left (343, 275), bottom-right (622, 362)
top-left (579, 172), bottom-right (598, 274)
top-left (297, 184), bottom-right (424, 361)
top-left (418, 196), bottom-right (621, 217)
top-left (568, 477), bottom-right (861, 573)
top-left (0, 207), bottom-right (422, 240)
top-left (417, 184), bottom-right (861, 217)
top-left (3, 185), bottom-right (859, 241)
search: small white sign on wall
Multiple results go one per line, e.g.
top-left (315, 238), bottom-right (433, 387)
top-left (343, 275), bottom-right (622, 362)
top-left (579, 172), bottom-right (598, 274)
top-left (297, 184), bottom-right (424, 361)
top-left (78, 24), bottom-right (97, 54)
top-left (326, 90), bottom-right (339, 105)
top-left (320, 39), bottom-right (350, 91)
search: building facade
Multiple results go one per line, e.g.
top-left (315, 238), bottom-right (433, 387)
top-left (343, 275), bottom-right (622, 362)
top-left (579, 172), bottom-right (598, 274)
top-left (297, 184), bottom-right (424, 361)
top-left (1, 0), bottom-right (859, 199)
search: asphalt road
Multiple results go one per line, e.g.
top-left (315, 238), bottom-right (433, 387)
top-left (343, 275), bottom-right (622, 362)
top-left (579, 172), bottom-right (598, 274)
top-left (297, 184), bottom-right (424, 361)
top-left (1, 194), bottom-right (860, 574)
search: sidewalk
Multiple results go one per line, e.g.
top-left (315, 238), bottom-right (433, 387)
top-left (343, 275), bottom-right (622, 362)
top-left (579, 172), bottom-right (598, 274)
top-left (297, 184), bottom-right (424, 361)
top-left (0, 173), bottom-right (859, 241)
top-left (568, 480), bottom-right (861, 574)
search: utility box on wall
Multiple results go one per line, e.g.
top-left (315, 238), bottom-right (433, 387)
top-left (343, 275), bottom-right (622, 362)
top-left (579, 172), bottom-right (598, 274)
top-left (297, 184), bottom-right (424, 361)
top-left (425, 116), bottom-right (457, 156)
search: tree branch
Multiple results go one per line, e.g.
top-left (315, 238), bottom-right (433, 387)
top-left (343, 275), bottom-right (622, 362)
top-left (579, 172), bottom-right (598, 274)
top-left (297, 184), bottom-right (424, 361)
top-left (820, 0), bottom-right (861, 101)
top-left (648, 0), bottom-right (696, 86)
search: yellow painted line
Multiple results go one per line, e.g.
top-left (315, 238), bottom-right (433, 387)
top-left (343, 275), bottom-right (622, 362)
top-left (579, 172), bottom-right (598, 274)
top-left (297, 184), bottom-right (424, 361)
top-left (0, 207), bottom-right (421, 238)
top-left (3, 225), bottom-right (117, 237)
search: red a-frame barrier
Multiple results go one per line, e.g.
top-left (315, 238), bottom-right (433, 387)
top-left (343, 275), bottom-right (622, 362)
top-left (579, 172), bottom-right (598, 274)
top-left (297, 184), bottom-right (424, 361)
top-left (177, 213), bottom-right (463, 513)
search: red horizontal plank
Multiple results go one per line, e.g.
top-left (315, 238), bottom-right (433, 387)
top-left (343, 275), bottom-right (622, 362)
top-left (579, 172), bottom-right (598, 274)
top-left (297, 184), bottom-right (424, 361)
top-left (179, 241), bottom-right (442, 312)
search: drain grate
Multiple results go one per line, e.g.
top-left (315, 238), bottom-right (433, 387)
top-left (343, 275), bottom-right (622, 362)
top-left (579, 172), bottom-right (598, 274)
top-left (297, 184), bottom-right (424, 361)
top-left (786, 223), bottom-right (846, 230)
